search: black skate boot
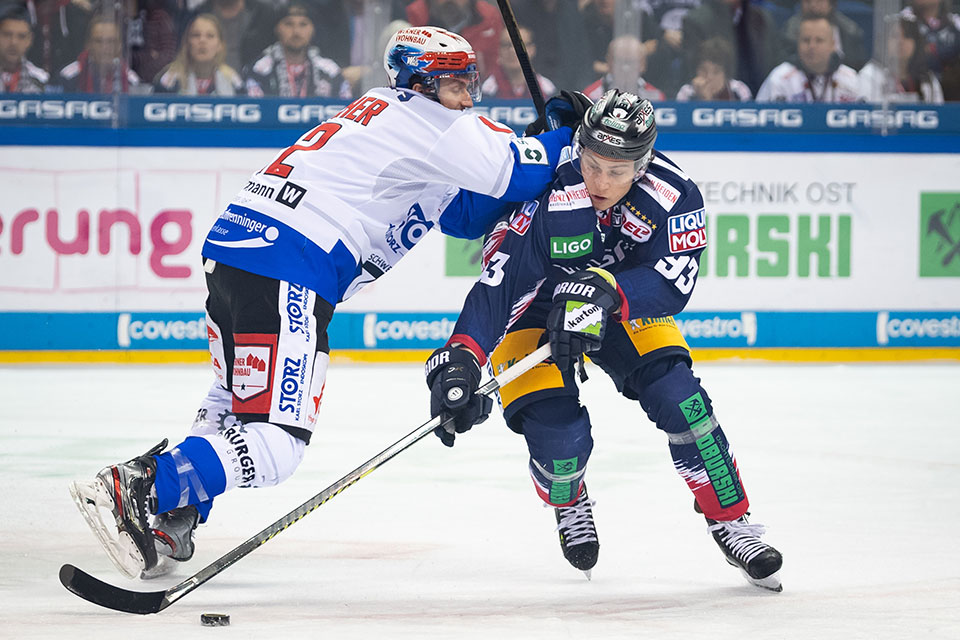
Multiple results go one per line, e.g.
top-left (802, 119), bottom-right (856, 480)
top-left (142, 505), bottom-right (201, 579)
top-left (704, 513), bottom-right (783, 592)
top-left (554, 485), bottom-right (599, 579)
top-left (69, 439), bottom-right (167, 579)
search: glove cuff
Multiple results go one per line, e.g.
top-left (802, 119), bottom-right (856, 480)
top-left (424, 347), bottom-right (481, 388)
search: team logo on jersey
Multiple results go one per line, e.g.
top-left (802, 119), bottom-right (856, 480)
top-left (231, 335), bottom-right (276, 414)
top-left (640, 174), bottom-right (680, 211)
top-left (668, 209), bottom-right (707, 253)
top-left (509, 201), bottom-right (538, 235)
top-left (621, 208), bottom-right (653, 243)
top-left (275, 181), bottom-right (306, 209)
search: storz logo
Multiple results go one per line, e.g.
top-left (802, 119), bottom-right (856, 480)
top-left (668, 209), bottom-right (707, 253)
top-left (285, 283), bottom-right (310, 336)
top-left (385, 203), bottom-right (434, 253)
top-left (277, 356), bottom-right (306, 416)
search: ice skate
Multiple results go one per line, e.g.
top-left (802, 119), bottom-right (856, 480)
top-left (705, 514), bottom-right (783, 592)
top-left (554, 485), bottom-right (599, 579)
top-left (142, 505), bottom-right (201, 579)
top-left (69, 440), bottom-right (166, 579)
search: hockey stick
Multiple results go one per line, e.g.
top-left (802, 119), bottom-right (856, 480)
top-left (60, 343), bottom-right (552, 615)
top-left (494, 0), bottom-right (546, 117)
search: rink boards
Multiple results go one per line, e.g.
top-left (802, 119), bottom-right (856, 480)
top-left (1, 98), bottom-right (958, 362)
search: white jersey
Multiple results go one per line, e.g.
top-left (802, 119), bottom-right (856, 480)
top-left (202, 87), bottom-right (569, 305)
top-left (857, 61), bottom-right (944, 104)
top-left (755, 61), bottom-right (860, 103)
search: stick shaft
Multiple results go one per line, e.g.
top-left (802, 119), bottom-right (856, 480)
top-left (495, 0), bottom-right (545, 116)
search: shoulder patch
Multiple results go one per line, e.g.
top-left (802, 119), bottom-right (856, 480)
top-left (511, 137), bottom-right (549, 165)
top-left (640, 174), bottom-right (681, 211)
top-left (547, 182), bottom-right (592, 211)
top-left (667, 208), bottom-right (707, 253)
top-left (509, 200), bottom-right (537, 235)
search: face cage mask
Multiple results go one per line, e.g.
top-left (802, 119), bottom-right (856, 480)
top-left (420, 70), bottom-right (482, 103)
top-left (574, 138), bottom-right (653, 182)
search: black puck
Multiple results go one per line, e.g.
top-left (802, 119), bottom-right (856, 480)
top-left (200, 613), bottom-right (230, 626)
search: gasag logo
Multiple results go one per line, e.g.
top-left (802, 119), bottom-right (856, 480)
top-left (919, 193), bottom-right (960, 277)
top-left (668, 209), bottom-right (707, 253)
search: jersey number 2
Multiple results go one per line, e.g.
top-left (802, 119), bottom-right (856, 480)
top-left (263, 122), bottom-right (343, 179)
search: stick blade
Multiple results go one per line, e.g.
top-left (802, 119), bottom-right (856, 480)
top-left (59, 564), bottom-right (168, 614)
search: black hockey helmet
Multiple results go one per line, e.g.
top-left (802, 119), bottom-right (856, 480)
top-left (578, 89), bottom-right (657, 172)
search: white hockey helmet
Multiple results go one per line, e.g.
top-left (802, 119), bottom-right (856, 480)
top-left (384, 26), bottom-right (481, 102)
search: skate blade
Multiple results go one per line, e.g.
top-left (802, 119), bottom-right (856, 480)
top-left (140, 555), bottom-right (176, 580)
top-left (734, 563), bottom-right (782, 592)
top-left (582, 570), bottom-right (592, 581)
top-left (69, 480), bottom-right (145, 580)
top-left (745, 569), bottom-right (782, 592)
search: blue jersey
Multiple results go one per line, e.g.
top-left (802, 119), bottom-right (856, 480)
top-left (450, 146), bottom-right (706, 361)
top-left (201, 87), bottom-right (572, 306)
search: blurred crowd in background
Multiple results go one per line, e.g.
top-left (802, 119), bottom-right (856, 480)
top-left (0, 0), bottom-right (958, 103)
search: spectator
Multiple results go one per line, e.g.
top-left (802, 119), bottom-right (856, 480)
top-left (126, 0), bottom-right (180, 85)
top-left (481, 25), bottom-right (557, 100)
top-left (780, 0), bottom-right (868, 71)
top-left (756, 14), bottom-right (858, 102)
top-left (57, 14), bottom-right (141, 93)
top-left (511, 0), bottom-right (589, 90)
top-left (644, 0), bottom-right (702, 98)
top-left (0, 5), bottom-right (50, 94)
top-left (682, 0), bottom-right (780, 95)
top-left (582, 34), bottom-right (665, 102)
top-left (859, 15), bottom-right (944, 104)
top-left (901, 0), bottom-right (960, 100)
top-left (580, 0), bottom-right (659, 92)
top-left (188, 0), bottom-right (277, 72)
top-left (0, 4), bottom-right (47, 93)
top-left (244, 1), bottom-right (351, 98)
top-left (154, 13), bottom-right (242, 95)
top-left (22, 0), bottom-right (92, 76)
top-left (676, 36), bottom-right (752, 100)
top-left (405, 0), bottom-right (503, 76)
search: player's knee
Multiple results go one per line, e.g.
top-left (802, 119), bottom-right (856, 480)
top-left (205, 420), bottom-right (305, 489)
top-left (631, 358), bottom-right (713, 435)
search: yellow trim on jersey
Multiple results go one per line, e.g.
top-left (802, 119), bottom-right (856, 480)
top-left (622, 316), bottom-right (690, 356)
top-left (489, 329), bottom-right (564, 409)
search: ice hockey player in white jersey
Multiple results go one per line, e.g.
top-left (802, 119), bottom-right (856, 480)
top-left (68, 26), bottom-right (578, 579)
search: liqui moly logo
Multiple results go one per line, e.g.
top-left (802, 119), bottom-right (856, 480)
top-left (667, 209), bottom-right (707, 253)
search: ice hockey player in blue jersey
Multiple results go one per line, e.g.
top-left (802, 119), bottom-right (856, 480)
top-left (68, 26), bottom-right (582, 580)
top-left (424, 89), bottom-right (784, 590)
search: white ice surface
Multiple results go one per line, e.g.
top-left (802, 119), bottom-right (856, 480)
top-left (1, 362), bottom-right (958, 639)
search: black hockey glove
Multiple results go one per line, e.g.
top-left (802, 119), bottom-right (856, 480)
top-left (546, 268), bottom-right (620, 374)
top-left (424, 346), bottom-right (493, 447)
top-left (524, 90), bottom-right (594, 136)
